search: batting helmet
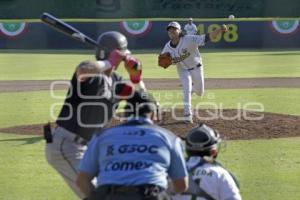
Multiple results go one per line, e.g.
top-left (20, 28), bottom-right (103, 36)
top-left (185, 124), bottom-right (221, 155)
top-left (95, 31), bottom-right (130, 60)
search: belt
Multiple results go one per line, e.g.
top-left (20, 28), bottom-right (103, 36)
top-left (56, 126), bottom-right (87, 145)
top-left (188, 63), bottom-right (201, 71)
top-left (101, 184), bottom-right (164, 197)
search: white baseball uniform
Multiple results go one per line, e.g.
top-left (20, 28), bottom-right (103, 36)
top-left (161, 34), bottom-right (208, 117)
top-left (184, 23), bottom-right (198, 35)
top-left (172, 157), bottom-right (242, 200)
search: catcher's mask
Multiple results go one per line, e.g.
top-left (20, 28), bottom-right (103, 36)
top-left (185, 124), bottom-right (222, 156)
top-left (166, 21), bottom-right (181, 31)
top-left (95, 31), bottom-right (131, 60)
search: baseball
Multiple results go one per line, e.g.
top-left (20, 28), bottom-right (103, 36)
top-left (228, 14), bottom-right (235, 19)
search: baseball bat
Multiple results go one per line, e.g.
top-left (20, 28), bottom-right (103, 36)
top-left (41, 12), bottom-right (98, 47)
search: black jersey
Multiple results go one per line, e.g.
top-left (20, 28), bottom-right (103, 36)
top-left (56, 72), bottom-right (122, 141)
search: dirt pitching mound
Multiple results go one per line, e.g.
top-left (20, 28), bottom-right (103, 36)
top-left (1, 109), bottom-right (299, 140)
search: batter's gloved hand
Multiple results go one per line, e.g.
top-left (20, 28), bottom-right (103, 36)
top-left (158, 52), bottom-right (172, 69)
top-left (107, 49), bottom-right (126, 69)
top-left (124, 56), bottom-right (142, 84)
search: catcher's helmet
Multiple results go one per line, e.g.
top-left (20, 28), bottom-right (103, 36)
top-left (95, 31), bottom-right (130, 60)
top-left (186, 124), bottom-right (221, 154)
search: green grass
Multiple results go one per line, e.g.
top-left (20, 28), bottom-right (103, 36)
top-left (203, 50), bottom-right (300, 78)
top-left (0, 88), bottom-right (299, 200)
top-left (154, 88), bottom-right (300, 116)
top-left (1, 49), bottom-right (300, 80)
top-left (0, 88), bottom-right (299, 128)
top-left (0, 91), bottom-right (64, 128)
top-left (140, 49), bottom-right (300, 79)
top-left (0, 133), bottom-right (299, 200)
top-left (219, 138), bottom-right (300, 200)
top-left (0, 49), bottom-right (299, 200)
top-left (0, 133), bottom-right (77, 200)
top-left (0, 53), bottom-right (93, 80)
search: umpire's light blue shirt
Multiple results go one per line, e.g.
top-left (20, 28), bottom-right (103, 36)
top-left (79, 117), bottom-right (188, 189)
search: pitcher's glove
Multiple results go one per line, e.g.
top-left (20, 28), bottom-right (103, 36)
top-left (158, 52), bottom-right (172, 69)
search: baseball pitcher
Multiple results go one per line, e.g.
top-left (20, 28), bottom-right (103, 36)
top-left (158, 22), bottom-right (227, 123)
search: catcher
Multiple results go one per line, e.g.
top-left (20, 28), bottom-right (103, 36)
top-left (172, 124), bottom-right (241, 200)
top-left (158, 22), bottom-right (227, 123)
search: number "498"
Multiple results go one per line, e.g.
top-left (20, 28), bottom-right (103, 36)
top-left (197, 23), bottom-right (238, 42)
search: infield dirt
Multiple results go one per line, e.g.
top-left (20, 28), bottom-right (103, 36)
top-left (1, 78), bottom-right (299, 139)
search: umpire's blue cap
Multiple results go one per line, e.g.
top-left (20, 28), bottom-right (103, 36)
top-left (125, 91), bottom-right (158, 117)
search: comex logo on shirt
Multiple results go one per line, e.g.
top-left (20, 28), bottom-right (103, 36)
top-left (104, 161), bottom-right (152, 171)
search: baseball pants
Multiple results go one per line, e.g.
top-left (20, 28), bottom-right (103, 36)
top-left (176, 65), bottom-right (204, 116)
top-left (45, 126), bottom-right (87, 199)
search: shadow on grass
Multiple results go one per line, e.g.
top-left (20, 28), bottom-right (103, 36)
top-left (0, 136), bottom-right (43, 145)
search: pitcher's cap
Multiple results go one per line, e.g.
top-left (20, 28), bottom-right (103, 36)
top-left (166, 21), bottom-right (181, 31)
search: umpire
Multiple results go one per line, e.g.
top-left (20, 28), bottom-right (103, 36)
top-left (45, 31), bottom-right (141, 199)
top-left (76, 91), bottom-right (189, 200)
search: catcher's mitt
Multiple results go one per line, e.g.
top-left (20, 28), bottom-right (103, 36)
top-left (158, 52), bottom-right (172, 69)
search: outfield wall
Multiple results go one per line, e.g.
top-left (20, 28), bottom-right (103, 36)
top-left (0, 0), bottom-right (299, 19)
top-left (0, 20), bottom-right (299, 49)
